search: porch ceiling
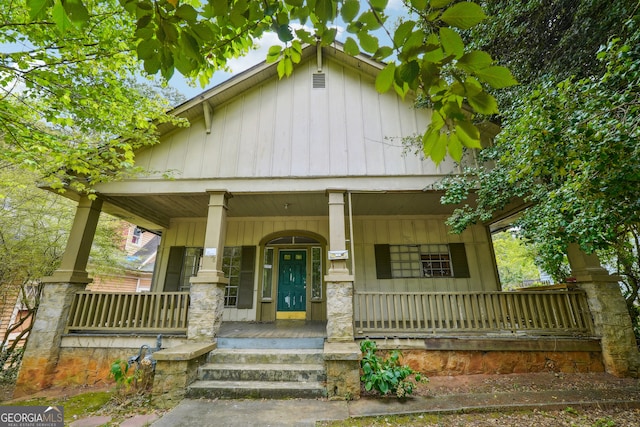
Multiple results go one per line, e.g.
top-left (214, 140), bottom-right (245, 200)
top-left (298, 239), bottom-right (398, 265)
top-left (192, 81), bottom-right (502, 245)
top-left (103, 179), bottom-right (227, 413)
top-left (100, 191), bottom-right (469, 231)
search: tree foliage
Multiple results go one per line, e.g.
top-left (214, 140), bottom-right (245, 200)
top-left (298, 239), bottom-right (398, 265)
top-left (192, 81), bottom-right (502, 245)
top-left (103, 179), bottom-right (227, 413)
top-left (1, 1), bottom-right (185, 194)
top-left (442, 16), bottom-right (639, 265)
top-left (492, 232), bottom-right (541, 289)
top-left (19, 0), bottom-right (516, 168)
top-left (0, 164), bottom-right (133, 378)
top-left (473, 0), bottom-right (640, 86)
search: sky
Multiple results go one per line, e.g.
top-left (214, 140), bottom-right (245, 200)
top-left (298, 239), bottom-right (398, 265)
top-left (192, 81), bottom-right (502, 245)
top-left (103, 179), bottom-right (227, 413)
top-left (168, 0), bottom-right (406, 101)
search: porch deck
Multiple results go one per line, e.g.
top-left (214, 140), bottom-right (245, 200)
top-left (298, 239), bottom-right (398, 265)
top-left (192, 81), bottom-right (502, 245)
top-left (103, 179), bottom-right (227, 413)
top-left (218, 321), bottom-right (327, 338)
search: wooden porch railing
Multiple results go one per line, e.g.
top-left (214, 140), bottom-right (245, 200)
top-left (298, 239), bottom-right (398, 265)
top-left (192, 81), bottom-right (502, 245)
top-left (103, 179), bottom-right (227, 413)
top-left (354, 291), bottom-right (594, 337)
top-left (66, 292), bottom-right (190, 334)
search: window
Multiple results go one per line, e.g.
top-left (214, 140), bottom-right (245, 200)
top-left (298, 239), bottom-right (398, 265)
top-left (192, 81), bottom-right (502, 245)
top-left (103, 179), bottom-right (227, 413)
top-left (131, 227), bottom-right (142, 245)
top-left (311, 246), bottom-right (322, 299)
top-left (164, 245), bottom-right (256, 308)
top-left (222, 247), bottom-right (242, 307)
top-left (375, 243), bottom-right (470, 279)
top-left (262, 247), bottom-right (274, 299)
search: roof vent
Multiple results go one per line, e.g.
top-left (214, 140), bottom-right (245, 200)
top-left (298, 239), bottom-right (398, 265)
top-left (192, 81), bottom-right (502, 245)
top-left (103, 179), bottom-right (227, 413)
top-left (312, 73), bottom-right (325, 89)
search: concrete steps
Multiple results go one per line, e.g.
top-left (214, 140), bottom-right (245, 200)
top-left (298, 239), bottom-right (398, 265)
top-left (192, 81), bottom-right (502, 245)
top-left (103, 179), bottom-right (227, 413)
top-left (186, 343), bottom-right (327, 399)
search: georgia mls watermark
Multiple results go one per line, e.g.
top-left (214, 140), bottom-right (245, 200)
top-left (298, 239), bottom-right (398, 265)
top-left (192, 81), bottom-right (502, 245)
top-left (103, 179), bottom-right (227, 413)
top-left (0, 406), bottom-right (63, 427)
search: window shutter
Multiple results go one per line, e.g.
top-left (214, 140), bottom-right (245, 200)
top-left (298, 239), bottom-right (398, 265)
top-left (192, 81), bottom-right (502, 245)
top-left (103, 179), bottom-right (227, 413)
top-left (374, 244), bottom-right (392, 279)
top-left (237, 246), bottom-right (256, 309)
top-left (449, 243), bottom-right (470, 278)
top-left (164, 246), bottom-right (185, 292)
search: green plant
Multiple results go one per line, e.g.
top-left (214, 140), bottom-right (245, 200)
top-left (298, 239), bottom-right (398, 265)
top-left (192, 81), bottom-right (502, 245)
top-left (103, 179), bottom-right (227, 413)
top-left (109, 359), bottom-right (137, 393)
top-left (359, 340), bottom-right (428, 398)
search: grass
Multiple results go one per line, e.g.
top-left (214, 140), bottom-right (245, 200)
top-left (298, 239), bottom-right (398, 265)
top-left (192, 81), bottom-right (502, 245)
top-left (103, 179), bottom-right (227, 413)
top-left (8, 389), bottom-right (161, 426)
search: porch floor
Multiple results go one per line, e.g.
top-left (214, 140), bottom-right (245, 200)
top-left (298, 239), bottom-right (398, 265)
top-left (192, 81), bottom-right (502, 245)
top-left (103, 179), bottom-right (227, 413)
top-left (217, 321), bottom-right (327, 339)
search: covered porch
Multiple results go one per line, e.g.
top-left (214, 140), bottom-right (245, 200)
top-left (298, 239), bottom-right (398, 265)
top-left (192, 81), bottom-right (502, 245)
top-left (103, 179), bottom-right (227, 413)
top-left (62, 287), bottom-right (595, 340)
top-left (14, 192), bottom-right (640, 398)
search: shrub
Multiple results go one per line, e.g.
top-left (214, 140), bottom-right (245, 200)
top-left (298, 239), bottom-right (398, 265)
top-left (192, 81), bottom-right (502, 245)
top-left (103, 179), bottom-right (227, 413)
top-left (359, 340), bottom-right (428, 398)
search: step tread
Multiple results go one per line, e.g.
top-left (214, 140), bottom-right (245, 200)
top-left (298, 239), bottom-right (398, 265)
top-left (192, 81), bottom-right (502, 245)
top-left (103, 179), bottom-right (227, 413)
top-left (200, 363), bottom-right (324, 371)
top-left (189, 380), bottom-right (325, 390)
top-left (211, 348), bottom-right (323, 354)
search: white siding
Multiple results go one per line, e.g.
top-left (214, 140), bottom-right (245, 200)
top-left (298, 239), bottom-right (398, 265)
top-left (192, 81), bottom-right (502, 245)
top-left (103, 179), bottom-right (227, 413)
top-left (135, 58), bottom-right (460, 181)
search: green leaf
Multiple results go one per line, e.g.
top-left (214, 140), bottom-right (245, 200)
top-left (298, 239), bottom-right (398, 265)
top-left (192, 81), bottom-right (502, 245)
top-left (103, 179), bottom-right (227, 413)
top-left (410, 0), bottom-right (428, 9)
top-left (137, 38), bottom-right (160, 60)
top-left (211, 0), bottom-right (228, 16)
top-left (320, 27), bottom-right (337, 44)
top-left (176, 4), bottom-right (198, 22)
top-left (266, 45), bottom-right (282, 63)
top-left (456, 121), bottom-right (482, 148)
top-left (315, 0), bottom-right (334, 23)
top-left (448, 133), bottom-right (463, 161)
top-left (276, 24), bottom-right (294, 42)
top-left (28, 0), bottom-right (52, 20)
top-left (393, 80), bottom-right (409, 99)
top-left (143, 55), bottom-right (161, 74)
top-left (341, 0), bottom-right (360, 22)
top-left (397, 60), bottom-right (420, 87)
top-left (373, 46), bottom-right (393, 60)
top-left (191, 22), bottom-right (216, 42)
top-left (440, 2), bottom-right (486, 30)
top-left (359, 11), bottom-right (382, 30)
top-left (474, 66), bottom-right (518, 89)
top-left (468, 91), bottom-right (498, 115)
top-left (393, 21), bottom-right (415, 48)
top-left (343, 37), bottom-right (360, 56)
top-left (439, 27), bottom-right (464, 59)
top-left (369, 0), bottom-right (388, 12)
top-left (430, 0), bottom-right (451, 8)
top-left (456, 50), bottom-right (493, 73)
top-left (358, 31), bottom-right (379, 54)
top-left (375, 62), bottom-right (395, 93)
top-left (401, 31), bottom-right (425, 60)
top-left (52, 0), bottom-right (73, 33)
top-left (62, 0), bottom-right (89, 27)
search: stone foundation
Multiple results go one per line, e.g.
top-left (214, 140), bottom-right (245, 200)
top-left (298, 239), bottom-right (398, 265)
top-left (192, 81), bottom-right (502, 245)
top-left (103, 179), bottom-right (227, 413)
top-left (14, 335), bottom-right (187, 398)
top-left (386, 350), bottom-right (604, 376)
top-left (151, 342), bottom-right (216, 408)
top-left (324, 342), bottom-right (361, 400)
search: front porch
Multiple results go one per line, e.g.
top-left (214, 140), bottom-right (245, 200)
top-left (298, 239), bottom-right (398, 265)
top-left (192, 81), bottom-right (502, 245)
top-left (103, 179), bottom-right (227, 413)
top-left (63, 288), bottom-right (595, 339)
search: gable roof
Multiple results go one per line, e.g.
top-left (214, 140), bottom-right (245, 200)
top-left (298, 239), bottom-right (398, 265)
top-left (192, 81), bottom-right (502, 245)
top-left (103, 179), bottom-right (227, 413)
top-left (156, 42), bottom-right (385, 135)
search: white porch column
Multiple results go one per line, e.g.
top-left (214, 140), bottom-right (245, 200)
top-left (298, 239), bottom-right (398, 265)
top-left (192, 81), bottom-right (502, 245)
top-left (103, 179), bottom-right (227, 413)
top-left (324, 190), bottom-right (355, 342)
top-left (567, 243), bottom-right (640, 377)
top-left (187, 191), bottom-right (229, 342)
top-left (15, 196), bottom-right (102, 397)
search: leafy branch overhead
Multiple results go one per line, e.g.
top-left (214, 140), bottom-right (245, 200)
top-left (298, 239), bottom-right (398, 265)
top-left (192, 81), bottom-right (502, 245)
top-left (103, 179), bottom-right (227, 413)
top-left (26, 0), bottom-right (517, 166)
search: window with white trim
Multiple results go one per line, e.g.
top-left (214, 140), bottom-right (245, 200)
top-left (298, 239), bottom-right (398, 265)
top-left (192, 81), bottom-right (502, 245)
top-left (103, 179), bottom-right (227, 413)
top-left (375, 243), bottom-right (470, 279)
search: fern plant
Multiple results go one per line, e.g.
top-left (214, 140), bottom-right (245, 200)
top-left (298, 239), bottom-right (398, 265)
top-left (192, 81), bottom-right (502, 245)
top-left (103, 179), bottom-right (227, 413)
top-left (360, 340), bottom-right (427, 398)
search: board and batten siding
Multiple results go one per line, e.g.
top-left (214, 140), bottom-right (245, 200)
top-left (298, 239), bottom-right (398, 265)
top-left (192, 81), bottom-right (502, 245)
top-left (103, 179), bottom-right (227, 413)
top-left (135, 58), bottom-right (462, 182)
top-left (155, 217), bottom-right (329, 321)
top-left (155, 215), bottom-right (498, 321)
top-left (352, 216), bottom-right (499, 293)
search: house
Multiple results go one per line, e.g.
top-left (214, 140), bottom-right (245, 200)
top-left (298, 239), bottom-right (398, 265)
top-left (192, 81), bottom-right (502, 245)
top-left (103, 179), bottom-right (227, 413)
top-left (14, 43), bottom-right (639, 399)
top-left (86, 224), bottom-right (159, 293)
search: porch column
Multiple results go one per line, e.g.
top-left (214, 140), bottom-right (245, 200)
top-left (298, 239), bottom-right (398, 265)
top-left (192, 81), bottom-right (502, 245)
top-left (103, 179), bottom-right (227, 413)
top-left (324, 190), bottom-right (360, 400)
top-left (325, 190), bottom-right (355, 342)
top-left (567, 244), bottom-right (640, 377)
top-left (15, 196), bottom-right (102, 397)
top-left (187, 191), bottom-right (229, 342)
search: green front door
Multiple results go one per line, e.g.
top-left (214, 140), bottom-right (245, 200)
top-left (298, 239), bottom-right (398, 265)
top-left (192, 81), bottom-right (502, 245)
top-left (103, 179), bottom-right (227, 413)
top-left (277, 250), bottom-right (306, 316)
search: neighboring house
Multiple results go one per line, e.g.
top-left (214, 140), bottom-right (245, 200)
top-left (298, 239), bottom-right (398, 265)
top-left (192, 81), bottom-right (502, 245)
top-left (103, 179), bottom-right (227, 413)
top-left (14, 43), bottom-right (639, 399)
top-left (87, 224), bottom-right (159, 293)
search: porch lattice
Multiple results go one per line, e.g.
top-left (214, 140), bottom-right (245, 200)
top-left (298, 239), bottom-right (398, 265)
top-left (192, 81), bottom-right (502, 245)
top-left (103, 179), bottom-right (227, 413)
top-left (354, 290), bottom-right (595, 337)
